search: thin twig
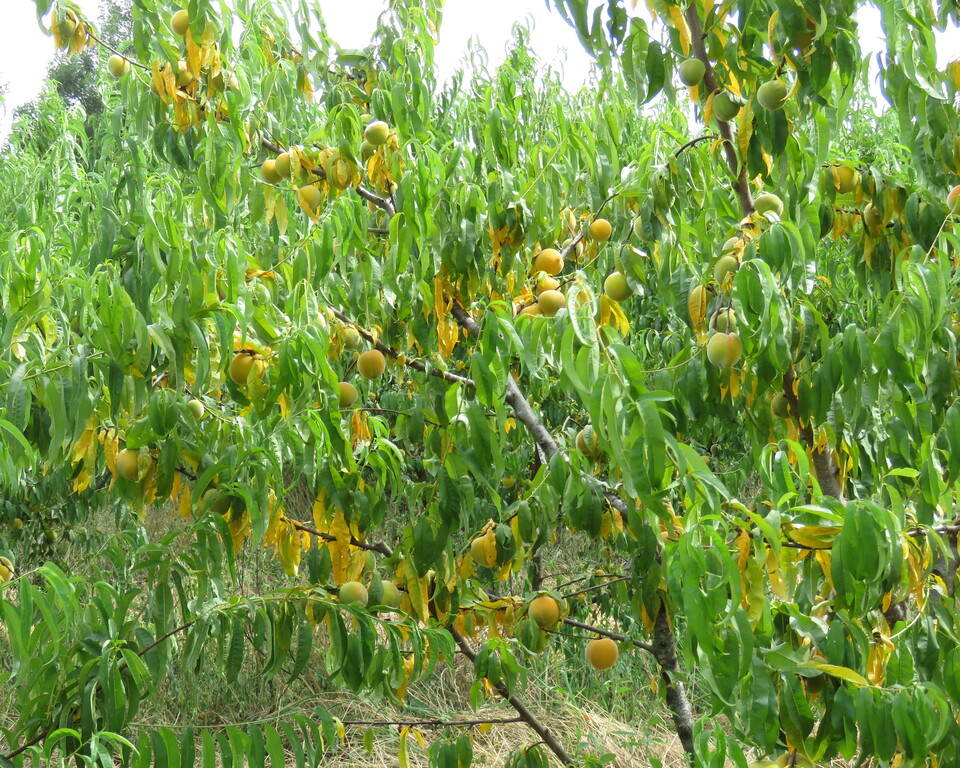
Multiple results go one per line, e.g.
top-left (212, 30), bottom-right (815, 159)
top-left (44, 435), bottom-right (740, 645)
top-left (554, 616), bottom-right (654, 654)
top-left (331, 308), bottom-right (475, 388)
top-left (674, 134), bottom-right (717, 157)
top-left (560, 575), bottom-right (631, 599)
top-left (289, 518), bottom-right (393, 557)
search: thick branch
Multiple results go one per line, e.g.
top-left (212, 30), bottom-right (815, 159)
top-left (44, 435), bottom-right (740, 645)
top-left (685, 1), bottom-right (845, 503)
top-left (449, 627), bottom-right (574, 766)
top-left (683, 5), bottom-right (754, 215)
top-left (650, 604), bottom-right (695, 757)
top-left (783, 366), bottom-right (846, 502)
top-left (448, 299), bottom-right (630, 522)
top-left (449, 299), bottom-right (695, 761)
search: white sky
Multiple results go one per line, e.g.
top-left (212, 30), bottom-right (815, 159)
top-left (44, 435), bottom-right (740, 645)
top-left (1, 0), bottom-right (957, 138)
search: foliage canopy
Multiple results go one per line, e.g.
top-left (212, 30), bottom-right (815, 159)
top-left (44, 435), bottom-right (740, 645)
top-left (1, 0), bottom-right (960, 766)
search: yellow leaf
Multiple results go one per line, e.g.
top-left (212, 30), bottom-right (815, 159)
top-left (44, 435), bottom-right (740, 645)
top-left (264, 184), bottom-right (277, 223)
top-left (767, 10), bottom-right (778, 53)
top-left (866, 642), bottom-right (890, 686)
top-left (186, 29), bottom-right (201, 81)
top-left (229, 511), bottom-right (252, 555)
top-left (784, 524), bottom-right (838, 550)
top-left (100, 428), bottom-right (119, 477)
top-left (70, 421), bottom-right (96, 466)
top-left (798, 661), bottom-right (870, 687)
top-left (264, 496), bottom-right (285, 547)
top-left (728, 368), bottom-right (741, 398)
top-left (688, 285), bottom-right (708, 329)
top-left (295, 185), bottom-right (321, 223)
top-left (735, 528), bottom-right (751, 570)
top-left (313, 489), bottom-right (328, 530)
top-left (179, 483), bottom-right (193, 519)
top-left (350, 409), bottom-right (372, 446)
top-left (766, 546), bottom-right (787, 599)
top-left (346, 549), bottom-right (367, 582)
top-left (329, 507), bottom-right (352, 584)
top-left (599, 294), bottom-right (630, 334)
top-left (398, 727), bottom-right (410, 768)
top-left (404, 568), bottom-right (430, 622)
top-left (245, 269), bottom-right (277, 281)
top-left (72, 467), bottom-right (90, 494)
top-left (151, 60), bottom-right (179, 105)
top-left (434, 273), bottom-right (457, 359)
top-left (738, 98), bottom-right (754, 162)
top-left (667, 6), bottom-right (692, 55)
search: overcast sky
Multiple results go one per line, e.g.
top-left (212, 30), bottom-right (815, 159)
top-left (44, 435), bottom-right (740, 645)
top-left (1, 0), bottom-right (958, 137)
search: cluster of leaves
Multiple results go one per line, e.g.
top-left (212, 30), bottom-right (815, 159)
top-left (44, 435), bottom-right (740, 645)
top-left (0, 0), bottom-right (959, 766)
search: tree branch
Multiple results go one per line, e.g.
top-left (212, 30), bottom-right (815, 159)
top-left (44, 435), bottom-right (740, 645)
top-left (260, 139), bottom-right (395, 216)
top-left (683, 5), bottom-right (754, 215)
top-left (447, 299), bottom-right (629, 523)
top-left (288, 518), bottom-right (394, 558)
top-left (555, 616), bottom-right (654, 654)
top-left (448, 298), bottom-right (695, 760)
top-left (330, 308), bottom-right (475, 389)
top-left (674, 134), bottom-right (718, 157)
top-left (650, 603), bottom-right (695, 757)
top-left (782, 366), bottom-right (846, 502)
top-left (449, 627), bottom-right (575, 766)
top-left (685, 1), bottom-right (846, 504)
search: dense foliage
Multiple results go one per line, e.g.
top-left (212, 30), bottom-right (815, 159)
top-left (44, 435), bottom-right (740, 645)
top-left (1, 0), bottom-right (960, 766)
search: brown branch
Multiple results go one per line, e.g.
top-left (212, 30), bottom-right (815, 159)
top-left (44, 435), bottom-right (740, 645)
top-left (340, 716), bottom-right (523, 728)
top-left (289, 518), bottom-right (393, 557)
top-left (683, 5), bottom-right (754, 215)
top-left (556, 616), bottom-right (654, 654)
top-left (782, 366), bottom-right (846, 502)
top-left (449, 627), bottom-right (575, 766)
top-left (448, 299), bottom-right (628, 524)
top-left (87, 30), bottom-right (150, 71)
top-left (674, 134), bottom-right (718, 157)
top-left (448, 298), bottom-right (694, 760)
top-left (560, 575), bottom-right (631, 599)
top-left (650, 603), bottom-right (695, 757)
top-left (260, 139), bottom-right (396, 216)
top-left (331, 308), bottom-right (476, 389)
top-left (559, 231), bottom-right (585, 261)
top-left (686, 0), bottom-right (846, 504)
top-left (553, 571), bottom-right (625, 591)
top-left (593, 191), bottom-right (619, 219)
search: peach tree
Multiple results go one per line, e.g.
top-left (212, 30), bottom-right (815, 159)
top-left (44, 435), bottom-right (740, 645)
top-left (0, 0), bottom-right (959, 765)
